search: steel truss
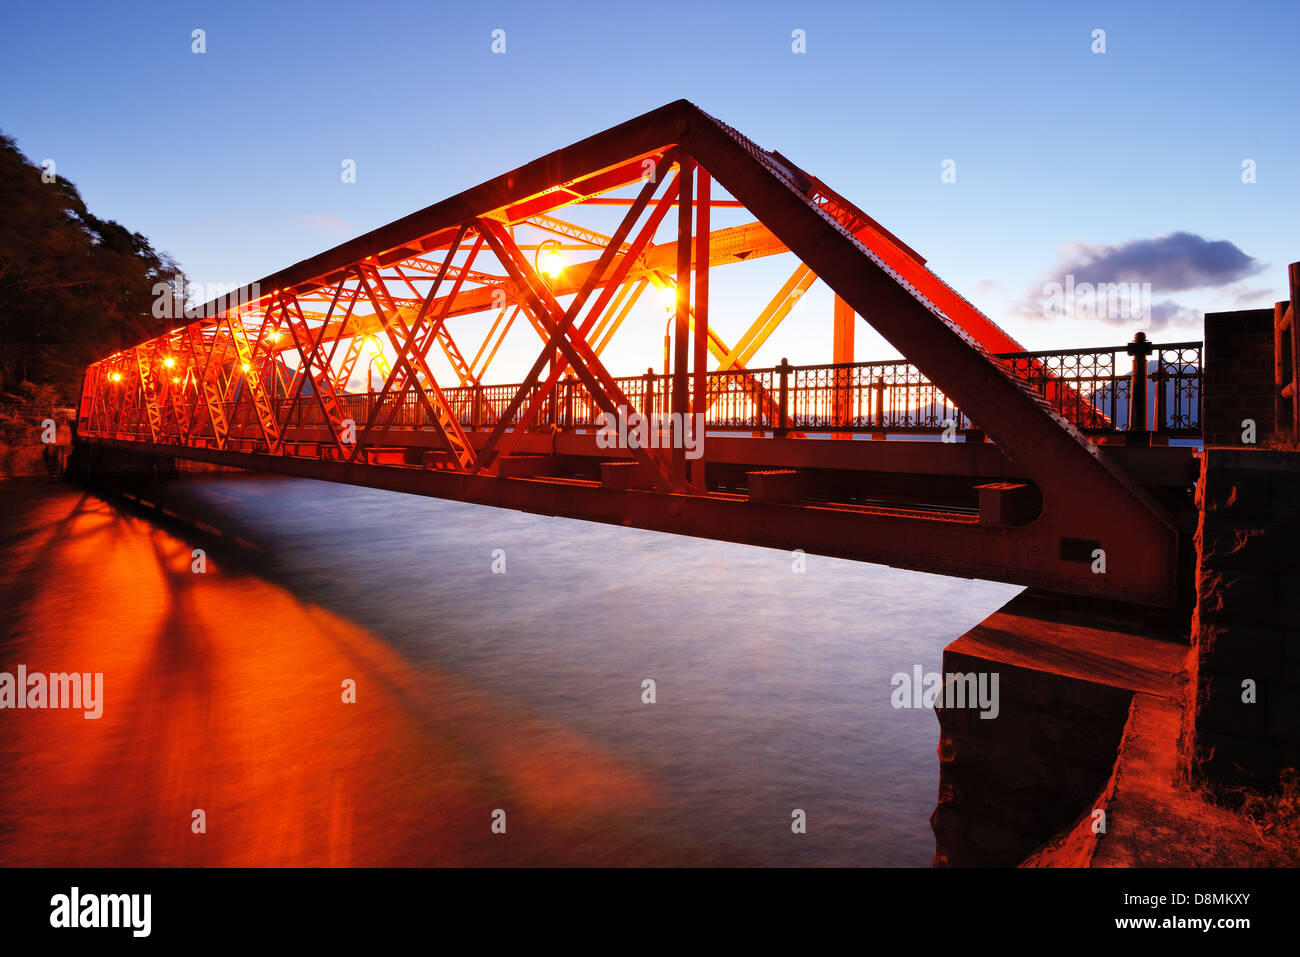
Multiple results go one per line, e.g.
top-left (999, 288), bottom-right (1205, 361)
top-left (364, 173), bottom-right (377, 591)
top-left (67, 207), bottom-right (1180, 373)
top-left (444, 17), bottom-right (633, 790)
top-left (78, 101), bottom-right (1181, 607)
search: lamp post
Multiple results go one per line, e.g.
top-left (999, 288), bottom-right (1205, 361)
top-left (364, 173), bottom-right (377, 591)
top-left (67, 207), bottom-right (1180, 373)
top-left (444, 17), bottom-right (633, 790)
top-left (659, 280), bottom-right (677, 377)
top-left (664, 315), bottom-right (673, 378)
top-left (534, 239), bottom-right (564, 281)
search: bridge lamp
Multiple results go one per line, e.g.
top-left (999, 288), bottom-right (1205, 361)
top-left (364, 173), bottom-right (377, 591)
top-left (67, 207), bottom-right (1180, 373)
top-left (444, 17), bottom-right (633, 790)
top-left (242, 362), bottom-right (251, 373)
top-left (366, 347), bottom-right (384, 392)
top-left (535, 239), bottom-right (565, 280)
top-left (659, 281), bottom-right (677, 311)
top-left (172, 377), bottom-right (180, 385)
top-left (109, 372), bottom-right (122, 382)
top-left (162, 356), bottom-right (175, 368)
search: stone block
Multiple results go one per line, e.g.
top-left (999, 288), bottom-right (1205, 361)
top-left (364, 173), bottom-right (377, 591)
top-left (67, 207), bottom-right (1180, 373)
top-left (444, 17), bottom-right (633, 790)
top-left (1196, 567), bottom-right (1277, 625)
top-left (1194, 675), bottom-right (1269, 739)
top-left (1194, 732), bottom-right (1283, 784)
top-left (1193, 618), bottom-right (1286, 674)
top-left (1197, 471), bottom-right (1271, 519)
top-left (1197, 520), bottom-right (1300, 571)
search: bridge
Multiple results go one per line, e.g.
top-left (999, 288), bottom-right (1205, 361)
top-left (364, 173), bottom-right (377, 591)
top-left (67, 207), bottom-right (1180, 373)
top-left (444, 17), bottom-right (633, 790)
top-left (75, 100), bottom-right (1201, 609)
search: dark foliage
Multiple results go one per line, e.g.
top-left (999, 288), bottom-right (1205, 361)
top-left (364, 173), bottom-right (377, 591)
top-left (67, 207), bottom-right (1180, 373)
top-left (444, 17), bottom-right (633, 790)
top-left (0, 131), bottom-right (183, 405)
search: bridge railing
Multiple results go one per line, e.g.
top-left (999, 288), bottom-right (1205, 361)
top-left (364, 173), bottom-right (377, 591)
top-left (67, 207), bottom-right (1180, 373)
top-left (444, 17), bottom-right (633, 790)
top-left (428, 337), bottom-right (1202, 438)
top-left (96, 336), bottom-right (1203, 443)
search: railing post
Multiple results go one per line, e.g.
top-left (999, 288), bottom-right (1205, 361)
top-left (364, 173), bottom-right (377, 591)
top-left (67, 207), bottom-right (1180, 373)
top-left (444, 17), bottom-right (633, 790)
top-left (832, 363), bottom-right (855, 437)
top-left (472, 383), bottom-right (482, 431)
top-left (1152, 355), bottom-right (1166, 437)
top-left (873, 378), bottom-right (886, 435)
top-left (1278, 262), bottom-right (1300, 443)
top-left (643, 367), bottom-right (655, 419)
top-left (1126, 331), bottom-right (1153, 445)
top-left (777, 357), bottom-right (790, 436)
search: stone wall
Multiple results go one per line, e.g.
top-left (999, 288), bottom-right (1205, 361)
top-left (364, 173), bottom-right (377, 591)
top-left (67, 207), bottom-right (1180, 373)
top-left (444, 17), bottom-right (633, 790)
top-left (932, 650), bottom-right (1134, 867)
top-left (1202, 309), bottom-right (1275, 447)
top-left (1184, 448), bottom-right (1300, 785)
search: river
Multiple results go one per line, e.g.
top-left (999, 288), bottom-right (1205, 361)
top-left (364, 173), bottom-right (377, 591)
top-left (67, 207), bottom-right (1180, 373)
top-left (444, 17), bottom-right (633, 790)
top-left (0, 476), bottom-right (1020, 866)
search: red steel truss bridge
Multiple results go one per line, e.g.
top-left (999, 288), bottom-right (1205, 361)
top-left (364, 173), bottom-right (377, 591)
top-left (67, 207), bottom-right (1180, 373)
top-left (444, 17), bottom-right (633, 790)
top-left (76, 101), bottom-right (1202, 609)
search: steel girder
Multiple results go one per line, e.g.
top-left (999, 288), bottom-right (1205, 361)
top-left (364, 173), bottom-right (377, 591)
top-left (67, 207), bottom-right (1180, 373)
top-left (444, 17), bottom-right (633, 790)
top-left (77, 100), bottom-right (1179, 606)
top-left (674, 105), bottom-right (1177, 605)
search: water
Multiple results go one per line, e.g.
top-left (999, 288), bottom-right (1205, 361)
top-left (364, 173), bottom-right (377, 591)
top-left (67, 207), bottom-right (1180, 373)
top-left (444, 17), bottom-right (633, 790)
top-left (0, 477), bottom-right (1020, 866)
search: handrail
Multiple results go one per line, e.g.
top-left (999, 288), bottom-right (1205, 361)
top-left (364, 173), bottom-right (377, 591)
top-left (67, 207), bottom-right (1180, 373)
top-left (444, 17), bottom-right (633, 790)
top-left (83, 336), bottom-right (1205, 442)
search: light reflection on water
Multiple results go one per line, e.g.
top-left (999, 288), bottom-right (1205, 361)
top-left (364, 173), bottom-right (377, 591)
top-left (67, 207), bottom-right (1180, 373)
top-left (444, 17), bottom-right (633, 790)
top-left (0, 477), bottom-right (1020, 866)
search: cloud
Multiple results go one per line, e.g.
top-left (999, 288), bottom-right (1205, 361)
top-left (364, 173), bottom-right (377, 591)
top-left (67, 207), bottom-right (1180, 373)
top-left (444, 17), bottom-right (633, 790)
top-left (1231, 286), bottom-right (1276, 306)
top-left (291, 213), bottom-right (352, 236)
top-left (1049, 232), bottom-right (1262, 292)
top-left (1015, 232), bottom-right (1262, 331)
top-left (1148, 299), bottom-right (1202, 332)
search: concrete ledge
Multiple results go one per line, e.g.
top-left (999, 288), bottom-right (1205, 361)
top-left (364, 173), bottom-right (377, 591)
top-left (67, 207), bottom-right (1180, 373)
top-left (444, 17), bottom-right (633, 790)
top-left (1024, 694), bottom-right (1297, 866)
top-left (940, 593), bottom-right (1188, 697)
top-left (931, 590), bottom-right (1190, 867)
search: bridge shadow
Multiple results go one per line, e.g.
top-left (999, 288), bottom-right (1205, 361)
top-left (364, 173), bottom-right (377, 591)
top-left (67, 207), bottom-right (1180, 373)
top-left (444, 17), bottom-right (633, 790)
top-left (0, 483), bottom-right (679, 866)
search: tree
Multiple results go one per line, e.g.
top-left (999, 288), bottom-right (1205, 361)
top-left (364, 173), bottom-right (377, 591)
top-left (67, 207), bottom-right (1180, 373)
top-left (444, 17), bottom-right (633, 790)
top-left (0, 131), bottom-right (184, 405)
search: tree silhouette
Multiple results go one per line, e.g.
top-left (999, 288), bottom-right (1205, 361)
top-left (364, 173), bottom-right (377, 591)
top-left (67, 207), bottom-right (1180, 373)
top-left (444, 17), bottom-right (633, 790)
top-left (0, 131), bottom-right (183, 405)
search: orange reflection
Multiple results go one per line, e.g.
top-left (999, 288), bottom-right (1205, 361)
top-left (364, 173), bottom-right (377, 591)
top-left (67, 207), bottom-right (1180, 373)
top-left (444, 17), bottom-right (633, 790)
top-left (0, 490), bottom-right (660, 866)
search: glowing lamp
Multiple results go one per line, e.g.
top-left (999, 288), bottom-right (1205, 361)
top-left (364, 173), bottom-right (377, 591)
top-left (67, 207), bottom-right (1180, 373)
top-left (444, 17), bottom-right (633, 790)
top-left (539, 248), bottom-right (565, 278)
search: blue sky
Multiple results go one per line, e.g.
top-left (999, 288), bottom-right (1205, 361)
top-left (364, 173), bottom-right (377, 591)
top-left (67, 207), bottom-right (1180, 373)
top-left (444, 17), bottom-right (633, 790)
top-left (2, 0), bottom-right (1297, 376)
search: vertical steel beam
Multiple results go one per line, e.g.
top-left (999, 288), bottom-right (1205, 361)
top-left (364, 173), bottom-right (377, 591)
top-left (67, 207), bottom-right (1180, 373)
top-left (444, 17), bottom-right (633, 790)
top-left (691, 167), bottom-right (710, 490)
top-left (672, 156), bottom-right (695, 487)
top-left (833, 294), bottom-right (855, 436)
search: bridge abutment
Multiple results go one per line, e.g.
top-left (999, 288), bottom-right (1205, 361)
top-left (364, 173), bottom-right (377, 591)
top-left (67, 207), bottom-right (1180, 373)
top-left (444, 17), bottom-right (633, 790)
top-left (1183, 291), bottom-right (1299, 788)
top-left (1201, 308), bottom-right (1277, 446)
top-left (934, 297), bottom-right (1300, 866)
top-left (929, 592), bottom-right (1188, 867)
top-left (1183, 448), bottom-right (1300, 786)
top-left (67, 441), bottom-right (179, 482)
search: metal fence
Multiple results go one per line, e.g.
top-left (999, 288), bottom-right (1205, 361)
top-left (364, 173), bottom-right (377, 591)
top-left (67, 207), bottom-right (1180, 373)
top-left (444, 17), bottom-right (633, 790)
top-left (95, 336), bottom-right (1203, 442)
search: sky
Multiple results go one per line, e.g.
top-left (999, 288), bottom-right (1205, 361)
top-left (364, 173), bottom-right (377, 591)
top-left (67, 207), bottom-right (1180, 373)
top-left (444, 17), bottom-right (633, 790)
top-left (2, 0), bottom-right (1297, 378)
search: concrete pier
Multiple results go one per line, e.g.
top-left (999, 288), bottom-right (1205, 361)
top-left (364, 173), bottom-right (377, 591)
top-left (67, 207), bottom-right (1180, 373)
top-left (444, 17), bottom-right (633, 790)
top-left (934, 293), bottom-right (1300, 867)
top-left (930, 591), bottom-right (1188, 866)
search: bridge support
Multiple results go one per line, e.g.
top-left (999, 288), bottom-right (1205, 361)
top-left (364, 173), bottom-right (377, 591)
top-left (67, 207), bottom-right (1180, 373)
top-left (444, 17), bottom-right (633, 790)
top-left (929, 590), bottom-right (1187, 867)
top-left (67, 441), bottom-right (179, 482)
top-left (935, 297), bottom-right (1300, 866)
top-left (1183, 448), bottom-right (1300, 786)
